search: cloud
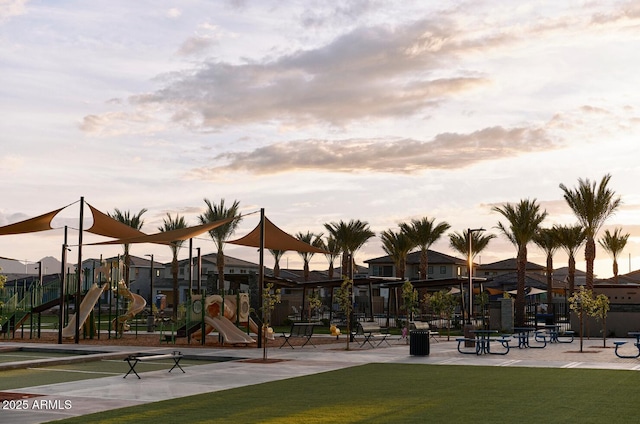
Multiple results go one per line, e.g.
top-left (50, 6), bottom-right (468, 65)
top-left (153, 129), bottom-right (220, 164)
top-left (0, 155), bottom-right (24, 171)
top-left (0, 0), bottom-right (28, 21)
top-left (166, 8), bottom-right (181, 19)
top-left (187, 124), bottom-right (560, 178)
top-left (83, 17), bottom-right (495, 133)
top-left (176, 36), bottom-right (217, 56)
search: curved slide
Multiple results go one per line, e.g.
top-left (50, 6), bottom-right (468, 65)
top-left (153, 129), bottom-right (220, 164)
top-left (249, 317), bottom-right (274, 340)
top-left (113, 281), bottom-right (147, 333)
top-left (62, 283), bottom-right (108, 338)
top-left (204, 316), bottom-right (255, 344)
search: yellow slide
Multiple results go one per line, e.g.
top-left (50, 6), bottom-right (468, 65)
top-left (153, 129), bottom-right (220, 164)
top-left (61, 283), bottom-right (108, 338)
top-left (113, 280), bottom-right (147, 333)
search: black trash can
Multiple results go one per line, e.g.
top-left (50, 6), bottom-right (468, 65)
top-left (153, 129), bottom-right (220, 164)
top-left (410, 330), bottom-right (430, 356)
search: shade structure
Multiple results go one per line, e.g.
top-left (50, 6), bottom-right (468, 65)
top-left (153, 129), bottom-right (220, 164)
top-left (507, 287), bottom-right (545, 296)
top-left (0, 207), bottom-right (65, 236)
top-left (88, 216), bottom-right (238, 245)
top-left (85, 204), bottom-right (148, 240)
top-left (228, 216), bottom-right (328, 254)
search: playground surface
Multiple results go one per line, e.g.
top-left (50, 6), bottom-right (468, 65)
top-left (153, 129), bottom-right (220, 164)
top-left (1, 334), bottom-right (639, 424)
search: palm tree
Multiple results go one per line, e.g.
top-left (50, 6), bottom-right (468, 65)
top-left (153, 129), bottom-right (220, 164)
top-left (400, 217), bottom-right (451, 280)
top-left (448, 230), bottom-right (496, 263)
top-left (108, 208), bottom-right (147, 286)
top-left (493, 199), bottom-right (547, 326)
top-left (559, 174), bottom-right (622, 290)
top-left (599, 228), bottom-right (629, 284)
top-left (533, 227), bottom-right (560, 315)
top-left (380, 229), bottom-right (415, 279)
top-left (158, 213), bottom-right (187, 321)
top-left (554, 224), bottom-right (586, 295)
top-left (319, 235), bottom-right (340, 279)
top-left (198, 198), bottom-right (242, 292)
top-left (323, 220), bottom-right (375, 279)
top-left (269, 249), bottom-right (284, 278)
top-left (295, 231), bottom-right (324, 281)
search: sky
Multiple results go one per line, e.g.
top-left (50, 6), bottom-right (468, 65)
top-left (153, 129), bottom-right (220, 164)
top-left (2, 0), bottom-right (640, 279)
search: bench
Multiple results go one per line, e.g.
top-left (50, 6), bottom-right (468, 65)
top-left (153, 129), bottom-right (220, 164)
top-left (279, 322), bottom-right (318, 349)
top-left (352, 322), bottom-right (395, 348)
top-left (410, 321), bottom-right (440, 343)
top-left (456, 338), bottom-right (479, 354)
top-left (614, 341), bottom-right (640, 359)
top-left (557, 330), bottom-right (575, 343)
top-left (124, 351), bottom-right (184, 379)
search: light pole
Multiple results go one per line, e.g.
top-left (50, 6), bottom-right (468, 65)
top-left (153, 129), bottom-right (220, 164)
top-left (145, 254), bottom-right (154, 308)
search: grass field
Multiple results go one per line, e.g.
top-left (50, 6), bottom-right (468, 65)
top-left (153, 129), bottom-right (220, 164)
top-left (50, 363), bottom-right (638, 424)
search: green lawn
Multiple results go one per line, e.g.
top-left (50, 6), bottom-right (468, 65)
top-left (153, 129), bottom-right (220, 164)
top-left (50, 363), bottom-right (638, 423)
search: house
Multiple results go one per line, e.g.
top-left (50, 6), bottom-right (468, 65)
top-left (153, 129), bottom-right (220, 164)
top-left (476, 258), bottom-right (545, 278)
top-left (365, 250), bottom-right (468, 280)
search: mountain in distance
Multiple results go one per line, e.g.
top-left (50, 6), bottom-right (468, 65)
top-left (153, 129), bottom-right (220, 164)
top-left (0, 256), bottom-right (62, 275)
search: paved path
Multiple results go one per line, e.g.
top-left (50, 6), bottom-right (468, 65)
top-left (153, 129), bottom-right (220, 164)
top-left (1, 335), bottom-right (637, 423)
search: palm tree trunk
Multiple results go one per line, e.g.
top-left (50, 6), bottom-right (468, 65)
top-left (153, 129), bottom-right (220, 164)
top-left (546, 255), bottom-right (553, 317)
top-left (585, 238), bottom-right (596, 291)
top-left (420, 248), bottom-right (428, 280)
top-left (515, 245), bottom-right (527, 327)
top-left (172, 258), bottom-right (178, 321)
top-left (568, 255), bottom-right (576, 294)
top-left (613, 260), bottom-right (619, 284)
top-left (217, 248), bottom-right (225, 292)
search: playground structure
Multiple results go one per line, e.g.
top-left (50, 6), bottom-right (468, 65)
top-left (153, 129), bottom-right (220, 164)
top-left (190, 293), bottom-right (262, 345)
top-left (61, 283), bottom-right (108, 338)
top-left (111, 280), bottom-right (147, 336)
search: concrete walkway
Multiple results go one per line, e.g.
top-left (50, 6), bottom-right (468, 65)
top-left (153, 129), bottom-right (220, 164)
top-left (1, 335), bottom-right (638, 423)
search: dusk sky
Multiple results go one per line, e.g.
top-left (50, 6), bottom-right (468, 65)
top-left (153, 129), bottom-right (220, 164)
top-left (2, 1), bottom-right (640, 278)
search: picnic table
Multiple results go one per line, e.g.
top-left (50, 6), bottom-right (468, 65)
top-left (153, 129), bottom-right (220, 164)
top-left (512, 327), bottom-right (546, 349)
top-left (456, 330), bottom-right (510, 355)
top-left (614, 332), bottom-right (640, 359)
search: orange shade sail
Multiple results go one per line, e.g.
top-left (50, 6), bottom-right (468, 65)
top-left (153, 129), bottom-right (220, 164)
top-left (0, 207), bottom-right (64, 236)
top-left (228, 216), bottom-right (328, 254)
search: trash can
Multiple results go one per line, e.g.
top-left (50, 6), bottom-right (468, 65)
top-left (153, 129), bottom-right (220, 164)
top-left (410, 330), bottom-right (430, 356)
top-left (146, 315), bottom-right (155, 333)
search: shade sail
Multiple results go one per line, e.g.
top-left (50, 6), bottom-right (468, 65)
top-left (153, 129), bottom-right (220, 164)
top-left (88, 216), bottom-right (238, 245)
top-left (85, 204), bottom-right (148, 240)
top-left (228, 217), bottom-right (328, 254)
top-left (0, 207), bottom-right (64, 236)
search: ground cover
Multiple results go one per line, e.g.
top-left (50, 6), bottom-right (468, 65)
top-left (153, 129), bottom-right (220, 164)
top-left (49, 363), bottom-right (638, 423)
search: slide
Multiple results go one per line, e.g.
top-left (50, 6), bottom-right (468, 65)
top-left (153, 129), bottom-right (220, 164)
top-left (62, 283), bottom-right (108, 338)
top-left (205, 316), bottom-right (255, 344)
top-left (249, 317), bottom-right (274, 340)
top-left (113, 281), bottom-right (147, 333)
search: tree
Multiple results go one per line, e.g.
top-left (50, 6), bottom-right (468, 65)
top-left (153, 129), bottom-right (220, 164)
top-left (319, 235), bottom-right (340, 279)
top-left (295, 231), bottom-right (324, 281)
top-left (269, 249), bottom-right (284, 278)
top-left (448, 230), bottom-right (496, 264)
top-left (380, 229), bottom-right (415, 279)
top-left (598, 228), bottom-right (629, 284)
top-left (425, 290), bottom-right (457, 340)
top-left (493, 199), bottom-right (547, 327)
top-left (568, 287), bottom-right (596, 353)
top-left (261, 282), bottom-right (281, 360)
top-left (306, 290), bottom-right (323, 321)
top-left (400, 217), bottom-right (450, 280)
top-left (560, 174), bottom-right (621, 290)
top-left (401, 281), bottom-right (419, 344)
top-left (198, 198), bottom-right (242, 292)
top-left (324, 220), bottom-right (375, 279)
top-left (554, 224), bottom-right (586, 295)
top-left (158, 213), bottom-right (187, 321)
top-left (108, 208), bottom-right (147, 287)
top-left (335, 277), bottom-right (354, 350)
top-left (591, 293), bottom-right (610, 348)
top-left (533, 227), bottom-right (560, 316)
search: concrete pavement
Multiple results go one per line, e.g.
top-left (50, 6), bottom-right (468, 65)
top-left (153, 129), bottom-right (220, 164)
top-left (1, 334), bottom-right (638, 423)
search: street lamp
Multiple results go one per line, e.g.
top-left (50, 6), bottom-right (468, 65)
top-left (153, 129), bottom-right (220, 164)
top-left (145, 254), bottom-right (154, 309)
top-left (467, 228), bottom-right (485, 325)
